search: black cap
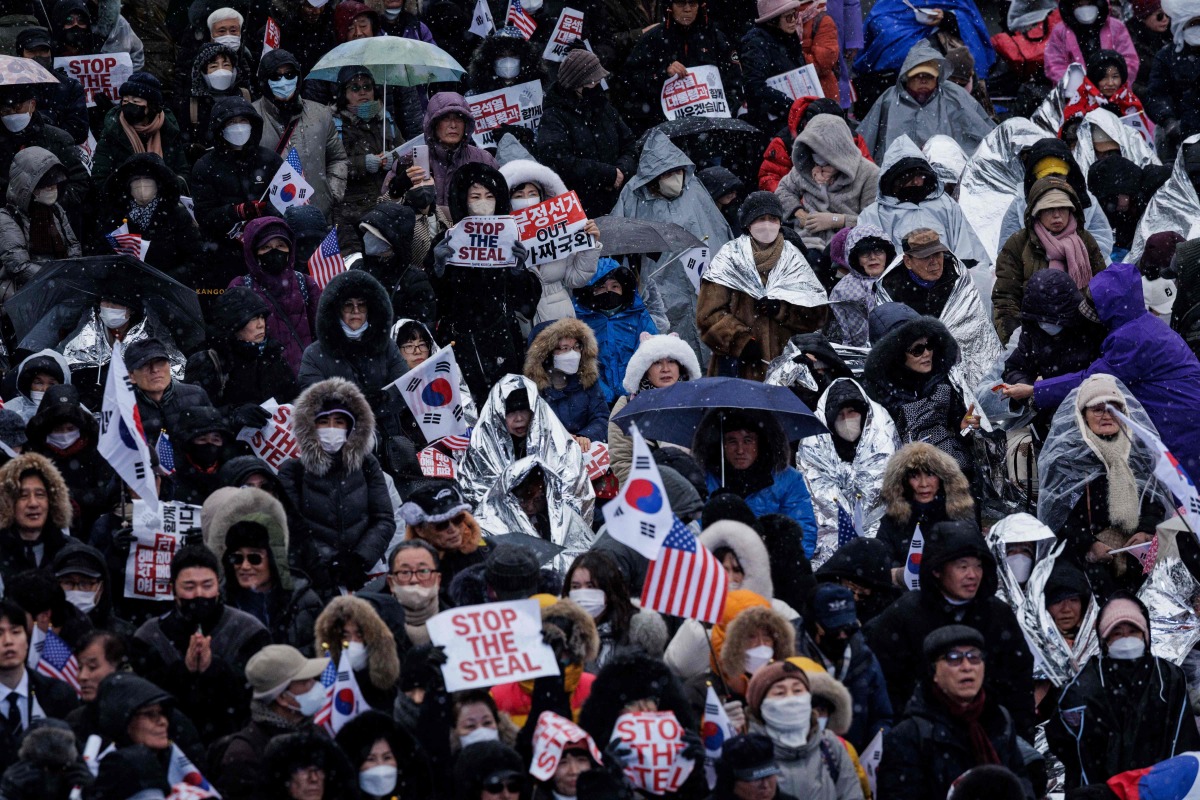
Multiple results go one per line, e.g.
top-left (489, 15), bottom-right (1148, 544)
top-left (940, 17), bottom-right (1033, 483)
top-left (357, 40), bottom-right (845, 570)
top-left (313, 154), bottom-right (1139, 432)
top-left (123, 338), bottom-right (170, 371)
top-left (719, 734), bottom-right (781, 783)
top-left (923, 624), bottom-right (985, 663)
top-left (484, 543), bottom-right (540, 600)
top-left (399, 481), bottom-right (470, 525)
top-left (810, 584), bottom-right (857, 629)
top-left (16, 27), bottom-right (53, 52)
top-left (504, 388), bottom-right (531, 415)
top-left (53, 549), bottom-right (102, 579)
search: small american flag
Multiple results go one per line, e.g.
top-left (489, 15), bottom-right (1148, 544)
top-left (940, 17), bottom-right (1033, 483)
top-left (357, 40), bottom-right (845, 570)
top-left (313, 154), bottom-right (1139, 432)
top-left (836, 502), bottom-right (861, 549)
top-left (640, 518), bottom-right (727, 624)
top-left (156, 429), bottom-right (175, 475)
top-left (106, 222), bottom-right (148, 260)
top-left (285, 146), bottom-right (304, 175)
top-left (308, 228), bottom-right (346, 289)
top-left (506, 0), bottom-right (537, 39)
top-left (439, 431), bottom-right (471, 452)
top-left (312, 657), bottom-right (337, 730)
top-left (36, 629), bottom-right (80, 696)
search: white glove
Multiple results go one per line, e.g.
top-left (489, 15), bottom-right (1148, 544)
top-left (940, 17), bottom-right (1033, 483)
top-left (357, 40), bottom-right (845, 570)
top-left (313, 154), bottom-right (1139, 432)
top-left (724, 699), bottom-right (746, 733)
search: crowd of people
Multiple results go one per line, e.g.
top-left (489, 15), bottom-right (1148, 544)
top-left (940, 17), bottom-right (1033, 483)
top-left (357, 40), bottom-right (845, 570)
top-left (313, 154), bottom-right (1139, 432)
top-left (2, 0), bottom-right (1200, 796)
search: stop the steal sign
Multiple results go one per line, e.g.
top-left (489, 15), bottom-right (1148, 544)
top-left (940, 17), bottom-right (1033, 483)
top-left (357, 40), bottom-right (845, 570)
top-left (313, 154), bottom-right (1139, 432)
top-left (427, 599), bottom-right (560, 691)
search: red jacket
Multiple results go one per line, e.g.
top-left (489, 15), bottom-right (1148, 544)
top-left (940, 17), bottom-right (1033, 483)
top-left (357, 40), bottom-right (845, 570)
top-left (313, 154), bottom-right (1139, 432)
top-left (757, 96), bottom-right (873, 191)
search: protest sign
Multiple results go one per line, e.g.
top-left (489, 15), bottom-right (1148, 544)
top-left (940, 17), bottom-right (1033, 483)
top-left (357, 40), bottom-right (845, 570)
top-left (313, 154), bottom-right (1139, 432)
top-left (611, 711), bottom-right (695, 795)
top-left (542, 8), bottom-right (584, 61)
top-left (680, 247), bottom-right (710, 294)
top-left (512, 191), bottom-right (598, 266)
top-left (123, 500), bottom-right (202, 601)
top-left (446, 216), bottom-right (520, 268)
top-left (263, 16), bottom-right (281, 54)
top-left (426, 599), bottom-right (560, 691)
top-left (417, 444), bottom-right (457, 479)
top-left (766, 64), bottom-right (824, 100)
top-left (660, 66), bottom-right (730, 120)
top-left (467, 80), bottom-right (543, 147)
top-left (583, 441), bottom-right (611, 480)
top-left (531, 712), bottom-right (604, 781)
top-left (236, 399), bottom-right (301, 472)
top-left (54, 53), bottom-right (133, 106)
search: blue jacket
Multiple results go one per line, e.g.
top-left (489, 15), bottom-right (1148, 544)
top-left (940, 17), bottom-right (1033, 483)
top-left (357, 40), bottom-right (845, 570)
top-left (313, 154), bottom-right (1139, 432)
top-left (797, 629), bottom-right (894, 751)
top-left (706, 467), bottom-right (819, 556)
top-left (572, 258), bottom-right (658, 404)
top-left (854, 0), bottom-right (994, 77)
top-left (543, 374), bottom-right (610, 442)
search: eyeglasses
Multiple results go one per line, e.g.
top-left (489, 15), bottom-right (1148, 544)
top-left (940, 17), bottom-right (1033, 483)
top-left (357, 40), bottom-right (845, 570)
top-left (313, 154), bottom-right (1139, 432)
top-left (554, 342), bottom-right (583, 354)
top-left (342, 301), bottom-right (368, 312)
top-left (401, 342), bottom-right (430, 354)
top-left (940, 649), bottom-right (984, 665)
top-left (906, 342), bottom-right (934, 357)
top-left (347, 82), bottom-right (374, 92)
top-left (429, 513), bottom-right (468, 531)
top-left (230, 553), bottom-right (264, 566)
top-left (1086, 404), bottom-right (1124, 416)
top-left (482, 779), bottom-right (523, 794)
top-left (389, 567), bottom-right (438, 581)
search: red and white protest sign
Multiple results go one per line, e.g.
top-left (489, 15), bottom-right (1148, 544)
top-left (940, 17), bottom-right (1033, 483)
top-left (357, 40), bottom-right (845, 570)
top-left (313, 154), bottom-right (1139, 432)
top-left (55, 53), bottom-right (133, 107)
top-left (263, 17), bottom-right (281, 54)
top-left (583, 441), bottom-right (610, 480)
top-left (418, 444), bottom-right (456, 479)
top-left (766, 64), bottom-right (824, 100)
top-left (512, 191), bottom-right (598, 267)
top-left (542, 8), bottom-right (584, 62)
top-left (660, 66), bottom-right (730, 120)
top-left (426, 599), bottom-right (560, 691)
top-left (446, 216), bottom-right (520, 268)
top-left (236, 399), bottom-right (301, 473)
top-left (123, 500), bottom-right (202, 600)
top-left (611, 712), bottom-right (695, 795)
top-left (468, 80), bottom-right (544, 147)
top-left (531, 712), bottom-right (604, 781)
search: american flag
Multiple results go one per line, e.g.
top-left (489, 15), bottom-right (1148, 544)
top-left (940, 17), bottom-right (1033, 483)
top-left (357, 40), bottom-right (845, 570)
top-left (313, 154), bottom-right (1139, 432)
top-left (438, 431), bottom-right (471, 452)
top-left (285, 146), bottom-right (304, 175)
top-left (836, 502), bottom-right (861, 549)
top-left (106, 222), bottom-right (147, 260)
top-left (308, 228), bottom-right (346, 289)
top-left (156, 429), bottom-right (175, 475)
top-left (36, 629), bottom-right (80, 696)
top-left (640, 518), bottom-right (727, 624)
top-left (506, 0), bottom-right (537, 39)
top-left (312, 657), bottom-right (337, 730)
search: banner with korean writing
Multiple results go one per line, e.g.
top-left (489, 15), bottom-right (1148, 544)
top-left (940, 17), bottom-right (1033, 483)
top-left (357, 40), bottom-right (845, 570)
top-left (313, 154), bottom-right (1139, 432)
top-left (236, 399), bottom-right (301, 473)
top-left (660, 66), bottom-right (730, 120)
top-left (54, 53), bottom-right (133, 106)
top-left (446, 216), bottom-right (520, 268)
top-left (467, 80), bottom-right (544, 147)
top-left (512, 191), bottom-right (598, 267)
top-left (542, 8), bottom-right (584, 61)
top-left (611, 712), bottom-right (695, 795)
top-left (123, 500), bottom-right (202, 600)
top-left (766, 64), bottom-right (824, 100)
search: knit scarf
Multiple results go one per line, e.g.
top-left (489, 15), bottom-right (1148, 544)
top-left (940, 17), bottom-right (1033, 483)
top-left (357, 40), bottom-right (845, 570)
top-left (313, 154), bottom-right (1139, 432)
top-left (128, 197), bottom-right (159, 231)
top-left (250, 699), bottom-right (307, 731)
top-left (1082, 428), bottom-right (1140, 532)
top-left (27, 203), bottom-right (67, 257)
top-left (1034, 215), bottom-right (1092, 290)
top-left (119, 110), bottom-right (165, 156)
top-left (933, 684), bottom-right (1000, 766)
top-left (752, 235), bottom-right (784, 283)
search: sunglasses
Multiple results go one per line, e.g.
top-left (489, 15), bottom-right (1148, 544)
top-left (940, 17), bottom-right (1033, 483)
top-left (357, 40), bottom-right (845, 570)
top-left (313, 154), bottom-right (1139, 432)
top-left (230, 553), bottom-right (264, 566)
top-left (430, 513), bottom-right (468, 531)
top-left (483, 779), bottom-right (523, 794)
top-left (347, 82), bottom-right (374, 92)
top-left (941, 649), bottom-right (984, 665)
top-left (274, 71), bottom-right (299, 81)
top-left (906, 342), bottom-right (934, 357)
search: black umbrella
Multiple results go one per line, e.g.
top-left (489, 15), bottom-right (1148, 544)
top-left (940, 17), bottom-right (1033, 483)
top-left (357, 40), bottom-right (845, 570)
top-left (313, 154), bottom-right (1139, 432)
top-left (488, 532), bottom-right (565, 566)
top-left (594, 217), bottom-right (704, 256)
top-left (5, 255), bottom-right (206, 353)
top-left (635, 116), bottom-right (766, 151)
top-left (635, 117), bottom-right (770, 187)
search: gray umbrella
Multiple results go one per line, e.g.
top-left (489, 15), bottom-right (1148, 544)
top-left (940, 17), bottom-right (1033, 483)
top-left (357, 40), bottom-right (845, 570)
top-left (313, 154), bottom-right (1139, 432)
top-left (593, 217), bottom-right (704, 256)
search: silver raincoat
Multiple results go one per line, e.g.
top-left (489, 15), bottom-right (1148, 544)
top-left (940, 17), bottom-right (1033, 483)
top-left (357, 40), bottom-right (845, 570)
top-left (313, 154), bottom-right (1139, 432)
top-left (704, 236), bottom-right (829, 308)
top-left (1031, 65), bottom-right (1085, 134)
top-left (1129, 133), bottom-right (1200, 263)
top-left (1139, 521), bottom-right (1200, 665)
top-left (987, 512), bottom-right (1058, 608)
top-left (1073, 108), bottom-right (1161, 177)
top-left (61, 307), bottom-right (186, 380)
top-left (1021, 538), bottom-right (1101, 686)
top-left (390, 317), bottom-right (479, 426)
top-left (796, 378), bottom-right (899, 567)
top-left (458, 374), bottom-right (594, 520)
top-left (1008, 0), bottom-right (1057, 29)
top-left (921, 135), bottom-right (968, 190)
top-left (473, 454), bottom-right (598, 572)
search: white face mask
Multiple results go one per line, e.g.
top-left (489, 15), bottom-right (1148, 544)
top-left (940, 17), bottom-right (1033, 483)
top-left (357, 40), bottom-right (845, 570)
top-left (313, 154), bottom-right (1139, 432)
top-left (553, 351), bottom-right (581, 375)
top-left (1007, 553), bottom-right (1033, 584)
top-left (360, 765), bottom-right (398, 796)
top-left (511, 195), bottom-right (540, 211)
top-left (100, 307), bottom-right (129, 329)
top-left (759, 694), bottom-right (812, 749)
top-left (34, 187), bottom-right (57, 206)
top-left (130, 177), bottom-right (158, 205)
top-left (495, 56), bottom-right (521, 78)
top-left (222, 122), bottom-right (251, 146)
top-left (749, 220), bottom-right (780, 245)
top-left (744, 644), bottom-right (774, 675)
top-left (1107, 636), bottom-right (1145, 660)
top-left (833, 415), bottom-right (862, 442)
top-left (467, 198), bottom-right (496, 216)
top-left (363, 232), bottom-right (391, 257)
top-left (569, 587), bottom-right (607, 618)
top-left (343, 640), bottom-right (368, 671)
top-left (460, 726), bottom-right (500, 747)
top-left (340, 319), bottom-right (369, 339)
top-left (384, 6), bottom-right (404, 17)
top-left (1038, 321), bottom-right (1064, 336)
top-left (318, 427), bottom-right (348, 453)
top-left (287, 681), bottom-right (328, 716)
top-left (658, 172), bottom-right (685, 199)
top-left (1185, 27), bottom-right (1200, 46)
top-left (1073, 4), bottom-right (1099, 23)
top-left (206, 68), bottom-right (236, 91)
top-left (393, 582), bottom-right (438, 608)
top-left (46, 429), bottom-right (81, 450)
top-left (65, 589), bottom-right (97, 614)
top-left (2, 112), bottom-right (31, 133)
top-left (213, 34), bottom-right (241, 49)
top-left (29, 390), bottom-right (44, 405)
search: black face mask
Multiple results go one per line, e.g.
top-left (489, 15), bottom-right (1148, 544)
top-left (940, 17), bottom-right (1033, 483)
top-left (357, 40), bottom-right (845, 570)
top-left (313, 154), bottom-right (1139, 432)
top-left (892, 181), bottom-right (934, 204)
top-left (32, 56), bottom-right (53, 71)
top-left (581, 86), bottom-right (606, 107)
top-left (257, 249), bottom-right (290, 275)
top-left (407, 185), bottom-right (436, 210)
top-left (61, 28), bottom-right (92, 50)
top-left (591, 290), bottom-right (625, 312)
top-left (121, 103), bottom-right (147, 125)
top-left (186, 442), bottom-right (222, 468)
top-left (177, 595), bottom-right (224, 628)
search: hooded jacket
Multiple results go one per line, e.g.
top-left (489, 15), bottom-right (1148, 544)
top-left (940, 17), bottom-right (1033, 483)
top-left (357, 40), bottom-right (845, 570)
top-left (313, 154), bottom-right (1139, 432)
top-left (0, 147), bottom-right (80, 302)
top-left (0, 110), bottom-right (89, 231)
top-left (183, 41), bottom-right (254, 148)
top-left (1145, 23), bottom-right (1200, 139)
top-left (5, 349), bottom-right (72, 423)
top-left (1044, 0), bottom-right (1139, 82)
top-left (579, 651), bottom-right (699, 746)
top-left (858, 41), bottom-right (995, 164)
top-left (875, 442), bottom-right (974, 567)
top-left (500, 158), bottom-right (601, 324)
top-left (313, 595), bottom-right (401, 710)
top-left (277, 378), bottom-right (396, 583)
top-left (523, 318), bottom-right (608, 442)
top-left (464, 29), bottom-right (547, 97)
top-left (758, 97), bottom-right (874, 193)
top-left (0, 452), bottom-right (73, 581)
top-left (423, 92), bottom-right (498, 209)
top-left (358, 202), bottom-right (437, 325)
top-left (572, 259), bottom-right (658, 404)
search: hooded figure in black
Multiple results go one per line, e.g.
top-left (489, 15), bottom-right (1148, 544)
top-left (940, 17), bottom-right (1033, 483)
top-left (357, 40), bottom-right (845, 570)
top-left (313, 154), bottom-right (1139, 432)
top-left (781, 331), bottom-right (853, 411)
top-left (1171, 239), bottom-right (1200, 361)
top-left (0, 84), bottom-right (89, 229)
top-left (336, 710), bottom-right (434, 800)
top-left (181, 41), bottom-right (255, 156)
top-left (263, 730), bottom-right (358, 800)
top-left (93, 673), bottom-right (209, 782)
top-left (1087, 154), bottom-right (1143, 253)
top-left (50, 542), bottom-right (134, 638)
top-left (699, 165), bottom-right (745, 235)
top-left (815, 536), bottom-right (899, 624)
top-left (863, 520), bottom-right (1036, 738)
top-left (465, 27), bottom-right (548, 96)
top-left (170, 405), bottom-right (234, 506)
top-left (358, 202), bottom-right (437, 324)
top-left (578, 649), bottom-right (701, 752)
top-left (432, 162), bottom-right (541, 403)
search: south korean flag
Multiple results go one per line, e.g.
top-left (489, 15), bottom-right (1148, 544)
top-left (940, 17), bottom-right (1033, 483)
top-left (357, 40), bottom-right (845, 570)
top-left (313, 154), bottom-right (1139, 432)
top-left (396, 346), bottom-right (468, 442)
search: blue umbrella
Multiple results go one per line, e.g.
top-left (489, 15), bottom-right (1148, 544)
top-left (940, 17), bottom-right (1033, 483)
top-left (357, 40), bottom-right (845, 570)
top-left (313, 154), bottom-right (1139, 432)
top-left (611, 377), bottom-right (826, 446)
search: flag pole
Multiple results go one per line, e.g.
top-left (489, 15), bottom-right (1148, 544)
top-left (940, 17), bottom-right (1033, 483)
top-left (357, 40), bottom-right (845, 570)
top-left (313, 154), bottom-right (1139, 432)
top-left (703, 627), bottom-right (734, 705)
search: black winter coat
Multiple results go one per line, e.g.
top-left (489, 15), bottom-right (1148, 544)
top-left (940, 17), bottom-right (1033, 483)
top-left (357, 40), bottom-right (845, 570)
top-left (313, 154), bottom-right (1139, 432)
top-left (0, 114), bottom-right (90, 232)
top-left (1146, 43), bottom-right (1200, 141)
top-left (796, 630), bottom-right (894, 751)
top-left (227, 577), bottom-right (323, 653)
top-left (739, 24), bottom-right (803, 129)
top-left (0, 671), bottom-right (80, 774)
top-left (186, 338), bottom-right (299, 410)
top-left (875, 495), bottom-right (950, 567)
top-left (0, 524), bottom-right (72, 583)
top-left (33, 67), bottom-right (88, 145)
top-left (357, 202), bottom-right (437, 324)
top-left (134, 381), bottom-right (213, 449)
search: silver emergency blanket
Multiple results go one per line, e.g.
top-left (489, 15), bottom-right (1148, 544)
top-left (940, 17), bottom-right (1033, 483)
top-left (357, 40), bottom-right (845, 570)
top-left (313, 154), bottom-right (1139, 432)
top-left (1129, 133), bottom-right (1200, 263)
top-left (1139, 526), bottom-right (1200, 665)
top-left (921, 135), bottom-right (969, 189)
top-left (873, 257), bottom-right (1004, 390)
top-left (1032, 65), bottom-right (1086, 134)
top-left (458, 374), bottom-right (595, 521)
top-left (987, 512), bottom-right (1058, 607)
top-left (1035, 723), bottom-right (1067, 797)
top-left (1008, 0), bottom-right (1057, 30)
top-left (703, 236), bottom-right (830, 309)
top-left (390, 317), bottom-right (479, 426)
top-left (473, 454), bottom-right (598, 572)
top-left (764, 342), bottom-right (820, 392)
top-left (796, 378), bottom-right (899, 567)
top-left (972, 344), bottom-right (1036, 431)
top-left (1020, 539), bottom-right (1101, 686)
top-left (1073, 108), bottom-right (1161, 177)
top-left (1035, 378), bottom-right (1170, 533)
top-left (958, 118), bottom-right (1051, 263)
top-left (61, 308), bottom-right (186, 380)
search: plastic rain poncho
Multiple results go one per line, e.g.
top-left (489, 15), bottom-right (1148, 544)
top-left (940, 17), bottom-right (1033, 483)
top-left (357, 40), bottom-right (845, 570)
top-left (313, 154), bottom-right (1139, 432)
top-left (458, 374), bottom-right (595, 522)
top-left (1009, 0), bottom-right (1058, 30)
top-left (1072, 108), bottom-right (1160, 177)
top-left (987, 512), bottom-right (1058, 607)
top-left (473, 454), bottom-right (598, 572)
top-left (1020, 539), bottom-right (1101, 686)
top-left (796, 378), bottom-right (899, 567)
top-left (921, 135), bottom-right (968, 190)
top-left (1139, 521), bottom-right (1200, 665)
top-left (1129, 134), bottom-right (1200, 263)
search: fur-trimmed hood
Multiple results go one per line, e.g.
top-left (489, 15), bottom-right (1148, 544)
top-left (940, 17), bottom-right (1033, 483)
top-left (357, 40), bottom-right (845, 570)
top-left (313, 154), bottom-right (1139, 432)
top-left (880, 442), bottom-right (975, 524)
top-left (0, 452), bottom-right (72, 530)
top-left (18, 722), bottom-right (77, 767)
top-left (699, 521), bottom-right (774, 599)
top-left (404, 514), bottom-right (484, 556)
top-left (500, 159), bottom-right (569, 199)
top-left (292, 378), bottom-right (376, 476)
top-left (313, 595), bottom-right (400, 690)
top-left (579, 650), bottom-right (698, 745)
top-left (718, 605), bottom-right (796, 681)
top-left (543, 598), bottom-right (601, 666)
top-left (315, 269), bottom-right (395, 358)
top-left (621, 333), bottom-right (703, 395)
top-left (524, 318), bottom-right (600, 390)
top-left (790, 659), bottom-right (853, 735)
top-left (201, 486), bottom-right (293, 591)
top-left (864, 312), bottom-right (960, 389)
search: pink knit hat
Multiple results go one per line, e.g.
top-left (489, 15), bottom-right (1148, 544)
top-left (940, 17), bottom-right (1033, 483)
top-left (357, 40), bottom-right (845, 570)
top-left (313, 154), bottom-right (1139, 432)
top-left (1098, 597), bottom-right (1148, 640)
top-left (755, 0), bottom-right (802, 23)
